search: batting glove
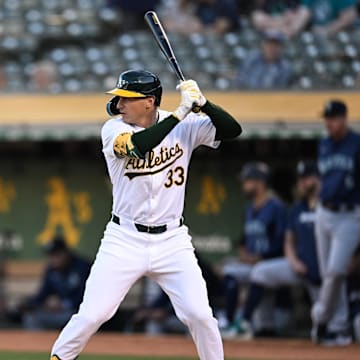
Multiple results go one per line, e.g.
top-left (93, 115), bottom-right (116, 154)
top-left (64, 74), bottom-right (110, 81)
top-left (181, 80), bottom-right (206, 107)
top-left (173, 80), bottom-right (205, 120)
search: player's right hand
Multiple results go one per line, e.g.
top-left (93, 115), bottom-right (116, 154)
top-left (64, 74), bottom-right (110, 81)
top-left (173, 80), bottom-right (202, 121)
top-left (291, 259), bottom-right (308, 276)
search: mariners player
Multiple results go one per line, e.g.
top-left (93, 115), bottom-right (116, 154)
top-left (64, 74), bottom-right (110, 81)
top-left (312, 100), bottom-right (360, 345)
top-left (235, 161), bottom-right (321, 338)
top-left (49, 69), bottom-right (241, 360)
top-left (222, 162), bottom-right (287, 337)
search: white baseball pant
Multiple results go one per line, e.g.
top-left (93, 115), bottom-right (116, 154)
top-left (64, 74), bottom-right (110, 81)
top-left (51, 221), bottom-right (223, 360)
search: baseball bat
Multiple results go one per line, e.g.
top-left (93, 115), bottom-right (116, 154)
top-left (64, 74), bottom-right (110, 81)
top-left (144, 10), bottom-right (201, 113)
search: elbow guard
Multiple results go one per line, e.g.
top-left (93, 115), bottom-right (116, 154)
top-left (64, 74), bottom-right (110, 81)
top-left (113, 132), bottom-right (144, 159)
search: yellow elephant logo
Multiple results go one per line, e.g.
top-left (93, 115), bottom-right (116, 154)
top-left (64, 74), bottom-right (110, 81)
top-left (37, 177), bottom-right (92, 247)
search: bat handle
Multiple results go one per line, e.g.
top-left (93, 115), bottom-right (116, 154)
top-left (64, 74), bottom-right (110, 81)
top-left (192, 104), bottom-right (201, 113)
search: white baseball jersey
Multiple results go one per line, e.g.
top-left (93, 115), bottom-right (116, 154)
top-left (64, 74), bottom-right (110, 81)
top-left (101, 110), bottom-right (220, 225)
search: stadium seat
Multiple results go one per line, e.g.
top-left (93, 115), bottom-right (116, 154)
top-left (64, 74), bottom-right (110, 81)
top-left (0, 1), bottom-right (358, 92)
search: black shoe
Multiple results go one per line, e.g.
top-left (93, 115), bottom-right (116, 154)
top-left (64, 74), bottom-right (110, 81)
top-left (319, 330), bottom-right (352, 347)
top-left (311, 323), bottom-right (327, 343)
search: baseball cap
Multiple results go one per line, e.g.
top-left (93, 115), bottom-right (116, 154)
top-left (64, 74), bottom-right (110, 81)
top-left (43, 236), bottom-right (68, 254)
top-left (322, 100), bottom-right (347, 118)
top-left (263, 30), bottom-right (285, 44)
top-left (238, 162), bottom-right (270, 183)
top-left (297, 160), bottom-right (318, 178)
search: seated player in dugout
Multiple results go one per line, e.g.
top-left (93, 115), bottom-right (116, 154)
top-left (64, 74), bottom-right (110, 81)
top-left (222, 162), bottom-right (287, 338)
top-left (49, 70), bottom-right (241, 360)
top-left (20, 237), bottom-right (91, 330)
top-left (233, 161), bottom-right (323, 339)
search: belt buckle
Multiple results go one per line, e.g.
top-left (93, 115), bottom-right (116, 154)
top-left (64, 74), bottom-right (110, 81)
top-left (147, 226), bottom-right (152, 233)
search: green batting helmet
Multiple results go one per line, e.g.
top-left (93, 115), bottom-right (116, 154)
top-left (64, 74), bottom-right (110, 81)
top-left (107, 69), bottom-right (162, 106)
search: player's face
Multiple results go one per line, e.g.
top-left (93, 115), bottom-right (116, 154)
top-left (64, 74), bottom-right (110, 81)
top-left (297, 176), bottom-right (319, 197)
top-left (242, 179), bottom-right (263, 200)
top-left (48, 250), bottom-right (70, 271)
top-left (324, 116), bottom-right (347, 138)
top-left (116, 96), bottom-right (155, 124)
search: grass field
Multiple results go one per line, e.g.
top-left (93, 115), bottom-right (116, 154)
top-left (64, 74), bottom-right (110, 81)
top-left (1, 354), bottom-right (197, 360)
top-left (0, 353), bottom-right (245, 360)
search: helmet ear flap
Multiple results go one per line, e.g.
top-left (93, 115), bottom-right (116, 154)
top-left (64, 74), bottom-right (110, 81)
top-left (154, 87), bottom-right (162, 106)
top-left (106, 96), bottom-right (120, 116)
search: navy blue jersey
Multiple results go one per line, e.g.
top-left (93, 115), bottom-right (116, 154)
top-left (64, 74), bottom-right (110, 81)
top-left (29, 255), bottom-right (91, 311)
top-left (287, 200), bottom-right (321, 284)
top-left (243, 197), bottom-right (286, 259)
top-left (318, 130), bottom-right (360, 205)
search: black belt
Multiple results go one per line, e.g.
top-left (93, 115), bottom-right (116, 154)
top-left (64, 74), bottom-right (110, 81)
top-left (322, 202), bottom-right (356, 212)
top-left (111, 215), bottom-right (183, 234)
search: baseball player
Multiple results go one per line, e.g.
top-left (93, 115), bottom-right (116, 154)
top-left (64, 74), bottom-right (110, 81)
top-left (222, 162), bottom-right (287, 338)
top-left (312, 100), bottom-right (360, 346)
top-left (49, 69), bottom-right (242, 360)
top-left (235, 160), bottom-right (321, 338)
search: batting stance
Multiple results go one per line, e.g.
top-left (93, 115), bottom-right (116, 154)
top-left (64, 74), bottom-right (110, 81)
top-left (49, 69), bottom-right (242, 360)
top-left (312, 100), bottom-right (360, 345)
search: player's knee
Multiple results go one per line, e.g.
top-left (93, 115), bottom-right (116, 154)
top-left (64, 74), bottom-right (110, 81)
top-left (251, 264), bottom-right (269, 285)
top-left (72, 310), bottom-right (112, 330)
top-left (180, 306), bottom-right (214, 326)
top-left (324, 268), bottom-right (346, 280)
top-left (72, 314), bottom-right (100, 330)
top-left (223, 263), bottom-right (237, 278)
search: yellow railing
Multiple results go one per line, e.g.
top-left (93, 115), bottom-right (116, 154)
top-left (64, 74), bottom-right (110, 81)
top-left (0, 92), bottom-right (360, 125)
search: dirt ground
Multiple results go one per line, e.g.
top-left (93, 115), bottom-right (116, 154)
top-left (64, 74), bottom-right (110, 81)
top-left (0, 330), bottom-right (359, 360)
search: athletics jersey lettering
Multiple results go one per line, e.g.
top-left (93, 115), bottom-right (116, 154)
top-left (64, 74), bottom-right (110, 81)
top-left (124, 143), bottom-right (184, 179)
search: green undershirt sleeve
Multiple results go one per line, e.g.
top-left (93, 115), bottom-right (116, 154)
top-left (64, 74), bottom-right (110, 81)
top-left (130, 100), bottom-right (241, 159)
top-left (201, 100), bottom-right (242, 140)
top-left (131, 115), bottom-right (179, 158)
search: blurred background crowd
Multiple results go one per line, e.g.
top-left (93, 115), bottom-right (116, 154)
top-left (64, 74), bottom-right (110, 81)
top-left (0, 0), bottom-right (360, 349)
top-left (0, 0), bottom-right (359, 92)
